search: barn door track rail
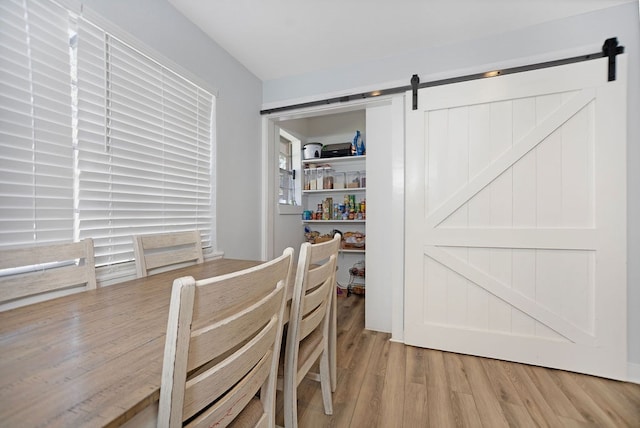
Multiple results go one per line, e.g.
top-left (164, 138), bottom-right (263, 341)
top-left (260, 37), bottom-right (623, 115)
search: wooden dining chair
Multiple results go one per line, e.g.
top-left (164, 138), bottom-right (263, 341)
top-left (157, 247), bottom-right (294, 428)
top-left (132, 230), bottom-right (204, 278)
top-left (280, 233), bottom-right (341, 428)
top-left (0, 239), bottom-right (96, 311)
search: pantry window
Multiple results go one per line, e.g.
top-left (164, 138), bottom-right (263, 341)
top-left (278, 129), bottom-right (301, 211)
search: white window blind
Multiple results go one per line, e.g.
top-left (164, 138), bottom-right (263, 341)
top-left (0, 0), bottom-right (74, 245)
top-left (76, 18), bottom-right (214, 268)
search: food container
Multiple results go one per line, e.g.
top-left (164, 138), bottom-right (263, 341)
top-left (359, 170), bottom-right (366, 188)
top-left (322, 197), bottom-right (333, 220)
top-left (346, 171), bottom-right (361, 188)
top-left (323, 167), bottom-right (334, 189)
top-left (303, 143), bottom-right (323, 160)
top-left (333, 171), bottom-right (345, 189)
top-left (304, 169), bottom-right (311, 190)
top-left (342, 231), bottom-right (366, 249)
top-left (308, 166), bottom-right (317, 190)
top-left (316, 166), bottom-right (324, 190)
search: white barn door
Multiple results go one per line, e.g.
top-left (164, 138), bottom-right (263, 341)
top-left (404, 56), bottom-right (627, 380)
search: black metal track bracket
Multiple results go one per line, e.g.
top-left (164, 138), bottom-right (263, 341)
top-left (602, 37), bottom-right (624, 81)
top-left (260, 37), bottom-right (624, 115)
top-left (411, 74), bottom-right (420, 110)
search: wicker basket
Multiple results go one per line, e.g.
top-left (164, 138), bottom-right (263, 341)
top-left (342, 231), bottom-right (365, 249)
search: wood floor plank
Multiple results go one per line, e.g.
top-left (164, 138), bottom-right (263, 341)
top-left (556, 414), bottom-right (600, 427)
top-left (503, 361), bottom-right (564, 428)
top-left (351, 373), bottom-right (385, 427)
top-left (524, 364), bottom-right (586, 421)
top-left (349, 332), bottom-right (388, 426)
top-left (444, 351), bottom-right (473, 394)
top-left (378, 341), bottom-right (406, 427)
top-left (481, 357), bottom-right (525, 407)
top-left (426, 387), bottom-right (457, 427)
top-left (500, 401), bottom-right (538, 427)
top-left (370, 333), bottom-right (391, 378)
top-left (424, 348), bottom-right (457, 427)
top-left (295, 378), bottom-right (327, 423)
top-left (306, 369), bottom-right (355, 428)
top-left (403, 382), bottom-right (428, 427)
top-left (425, 348), bottom-right (450, 389)
top-left (282, 295), bottom-right (640, 428)
top-left (549, 369), bottom-right (623, 427)
top-left (571, 372), bottom-right (640, 427)
top-left (335, 298), bottom-right (365, 370)
top-left (451, 391), bottom-right (483, 428)
top-left (459, 353), bottom-right (510, 428)
top-left (621, 380), bottom-right (640, 403)
top-left (320, 327), bottom-right (377, 426)
top-left (406, 345), bottom-right (427, 385)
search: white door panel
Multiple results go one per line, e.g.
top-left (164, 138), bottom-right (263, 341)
top-left (405, 56), bottom-right (627, 380)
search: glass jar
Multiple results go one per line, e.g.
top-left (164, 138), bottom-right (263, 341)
top-left (359, 170), bottom-right (366, 188)
top-left (309, 166), bottom-right (317, 190)
top-left (323, 167), bottom-right (334, 189)
top-left (333, 171), bottom-right (345, 189)
top-left (346, 171), bottom-right (360, 188)
top-left (316, 166), bottom-right (324, 190)
top-left (304, 168), bottom-right (311, 190)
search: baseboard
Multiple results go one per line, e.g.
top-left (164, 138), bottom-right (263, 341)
top-left (628, 362), bottom-right (640, 384)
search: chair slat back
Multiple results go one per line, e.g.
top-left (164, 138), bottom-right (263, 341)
top-left (281, 233), bottom-right (340, 427)
top-left (290, 235), bottom-right (340, 346)
top-left (0, 239), bottom-right (96, 311)
top-left (133, 231), bottom-right (203, 278)
top-left (299, 261), bottom-right (335, 341)
top-left (158, 248), bottom-right (294, 428)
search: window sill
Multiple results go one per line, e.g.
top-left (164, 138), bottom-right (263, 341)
top-left (278, 204), bottom-right (303, 215)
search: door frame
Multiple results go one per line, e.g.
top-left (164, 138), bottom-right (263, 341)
top-left (260, 95), bottom-right (406, 338)
top-left (261, 97), bottom-right (392, 261)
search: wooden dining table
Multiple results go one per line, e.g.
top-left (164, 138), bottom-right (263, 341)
top-left (0, 257), bottom-right (336, 427)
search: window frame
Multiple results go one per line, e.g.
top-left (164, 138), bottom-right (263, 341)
top-left (277, 128), bottom-right (302, 215)
top-left (0, 0), bottom-right (220, 284)
top-left (74, 16), bottom-right (216, 273)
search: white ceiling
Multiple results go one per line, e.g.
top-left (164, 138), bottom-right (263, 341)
top-left (169, 0), bottom-right (634, 82)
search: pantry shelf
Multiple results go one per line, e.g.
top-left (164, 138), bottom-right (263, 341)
top-left (303, 187), bottom-right (365, 194)
top-left (304, 155), bottom-right (366, 165)
top-left (303, 220), bottom-right (365, 224)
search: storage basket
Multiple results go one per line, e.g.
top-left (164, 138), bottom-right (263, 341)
top-left (341, 231), bottom-right (365, 249)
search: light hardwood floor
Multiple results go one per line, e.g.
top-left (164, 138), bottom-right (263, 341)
top-left (277, 294), bottom-right (640, 427)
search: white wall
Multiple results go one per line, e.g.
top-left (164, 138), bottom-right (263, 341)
top-left (83, 0), bottom-right (264, 261)
top-left (263, 3), bottom-right (640, 369)
top-left (365, 104), bottom-right (393, 333)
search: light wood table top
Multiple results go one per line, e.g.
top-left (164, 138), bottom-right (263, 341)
top-left (0, 258), bottom-right (270, 427)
